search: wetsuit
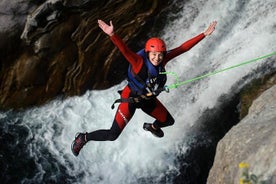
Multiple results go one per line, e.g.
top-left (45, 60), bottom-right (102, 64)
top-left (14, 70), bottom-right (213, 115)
top-left (86, 33), bottom-right (205, 141)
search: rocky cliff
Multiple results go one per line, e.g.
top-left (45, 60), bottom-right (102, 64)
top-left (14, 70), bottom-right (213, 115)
top-left (0, 0), bottom-right (169, 110)
top-left (207, 84), bottom-right (276, 184)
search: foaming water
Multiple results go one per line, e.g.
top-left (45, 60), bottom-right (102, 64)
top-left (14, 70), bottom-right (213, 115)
top-left (162, 0), bottom-right (276, 123)
top-left (15, 81), bottom-right (180, 183)
top-left (1, 0), bottom-right (276, 183)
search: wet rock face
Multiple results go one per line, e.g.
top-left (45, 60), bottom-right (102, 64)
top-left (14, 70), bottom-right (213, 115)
top-left (207, 85), bottom-right (276, 184)
top-left (0, 0), bottom-right (168, 109)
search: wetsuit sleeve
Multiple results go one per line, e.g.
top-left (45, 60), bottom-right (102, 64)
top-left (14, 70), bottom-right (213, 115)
top-left (110, 34), bottom-right (143, 73)
top-left (164, 33), bottom-right (205, 65)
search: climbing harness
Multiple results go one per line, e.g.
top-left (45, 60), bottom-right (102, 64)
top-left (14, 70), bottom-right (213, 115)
top-left (111, 87), bottom-right (167, 109)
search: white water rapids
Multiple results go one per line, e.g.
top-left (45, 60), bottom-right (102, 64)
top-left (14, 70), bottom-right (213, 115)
top-left (1, 0), bottom-right (275, 183)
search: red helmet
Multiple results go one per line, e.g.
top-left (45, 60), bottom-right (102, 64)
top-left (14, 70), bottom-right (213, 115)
top-left (145, 37), bottom-right (166, 52)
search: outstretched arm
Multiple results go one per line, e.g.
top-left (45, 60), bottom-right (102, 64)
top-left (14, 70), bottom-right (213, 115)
top-left (97, 19), bottom-right (143, 71)
top-left (180, 21), bottom-right (217, 50)
top-left (164, 21), bottom-right (217, 64)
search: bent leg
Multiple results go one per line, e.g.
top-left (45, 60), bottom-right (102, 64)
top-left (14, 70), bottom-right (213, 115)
top-left (142, 98), bottom-right (175, 128)
top-left (86, 102), bottom-right (135, 141)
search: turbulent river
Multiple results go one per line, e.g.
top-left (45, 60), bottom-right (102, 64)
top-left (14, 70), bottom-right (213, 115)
top-left (1, 0), bottom-right (276, 183)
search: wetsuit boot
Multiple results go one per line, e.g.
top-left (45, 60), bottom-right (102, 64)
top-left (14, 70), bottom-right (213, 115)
top-left (143, 123), bottom-right (164, 138)
top-left (71, 132), bottom-right (88, 156)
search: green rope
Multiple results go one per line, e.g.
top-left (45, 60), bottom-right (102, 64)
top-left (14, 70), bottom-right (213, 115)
top-left (161, 51), bottom-right (276, 90)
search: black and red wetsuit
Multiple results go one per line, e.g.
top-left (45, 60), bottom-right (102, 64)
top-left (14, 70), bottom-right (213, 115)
top-left (86, 33), bottom-right (205, 141)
